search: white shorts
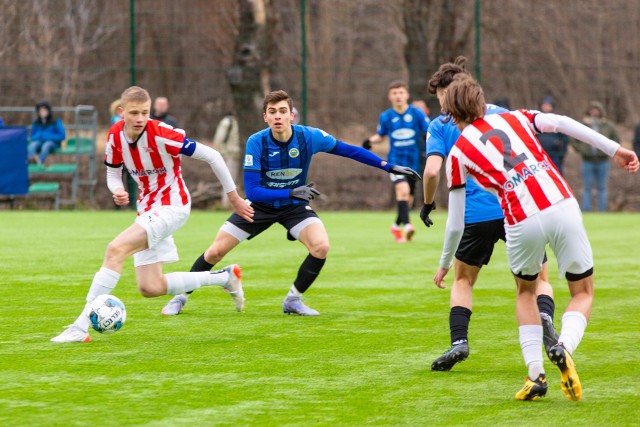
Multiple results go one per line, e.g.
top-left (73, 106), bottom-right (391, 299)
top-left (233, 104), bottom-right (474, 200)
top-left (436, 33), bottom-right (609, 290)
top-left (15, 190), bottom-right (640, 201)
top-left (389, 173), bottom-right (407, 183)
top-left (133, 204), bottom-right (191, 267)
top-left (505, 198), bottom-right (593, 279)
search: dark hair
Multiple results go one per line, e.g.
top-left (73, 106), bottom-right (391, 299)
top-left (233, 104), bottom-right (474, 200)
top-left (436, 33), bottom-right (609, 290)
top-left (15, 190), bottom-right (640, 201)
top-left (35, 100), bottom-right (53, 124)
top-left (443, 74), bottom-right (486, 125)
top-left (427, 56), bottom-right (470, 94)
top-left (387, 80), bottom-right (408, 91)
top-left (539, 96), bottom-right (555, 108)
top-left (263, 90), bottom-right (293, 113)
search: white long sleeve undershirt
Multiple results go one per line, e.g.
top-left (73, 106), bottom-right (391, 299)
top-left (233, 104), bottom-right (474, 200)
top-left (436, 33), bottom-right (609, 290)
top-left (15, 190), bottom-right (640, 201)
top-left (439, 187), bottom-right (466, 269)
top-left (189, 142), bottom-right (237, 194)
top-left (106, 166), bottom-right (124, 194)
top-left (533, 113), bottom-right (619, 157)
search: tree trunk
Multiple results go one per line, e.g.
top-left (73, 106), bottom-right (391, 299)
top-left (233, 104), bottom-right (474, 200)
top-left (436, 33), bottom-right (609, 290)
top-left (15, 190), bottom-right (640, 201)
top-left (226, 0), bottom-right (271, 187)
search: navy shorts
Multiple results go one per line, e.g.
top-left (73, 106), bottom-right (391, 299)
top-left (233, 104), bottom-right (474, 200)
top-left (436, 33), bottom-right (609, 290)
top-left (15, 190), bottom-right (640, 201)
top-left (221, 202), bottom-right (322, 242)
top-left (455, 218), bottom-right (506, 267)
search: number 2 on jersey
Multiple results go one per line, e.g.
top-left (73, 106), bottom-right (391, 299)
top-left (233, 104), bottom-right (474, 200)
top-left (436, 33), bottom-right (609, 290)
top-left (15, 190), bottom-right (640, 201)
top-left (480, 129), bottom-right (528, 171)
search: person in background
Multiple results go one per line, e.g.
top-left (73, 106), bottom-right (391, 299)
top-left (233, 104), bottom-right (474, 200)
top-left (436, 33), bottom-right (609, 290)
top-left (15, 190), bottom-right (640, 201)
top-left (150, 96), bottom-right (179, 128)
top-left (27, 100), bottom-right (66, 164)
top-left (633, 120), bottom-right (640, 158)
top-left (536, 96), bottom-right (569, 174)
top-left (363, 81), bottom-right (430, 243)
top-left (213, 111), bottom-right (241, 208)
top-left (570, 101), bottom-right (619, 212)
top-left (410, 99), bottom-right (432, 180)
top-left (292, 107), bottom-right (301, 125)
top-left (110, 99), bottom-right (137, 210)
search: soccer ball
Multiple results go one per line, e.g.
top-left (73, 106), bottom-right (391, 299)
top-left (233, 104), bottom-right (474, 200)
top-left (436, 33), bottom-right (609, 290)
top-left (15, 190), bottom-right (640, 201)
top-left (88, 294), bottom-right (126, 334)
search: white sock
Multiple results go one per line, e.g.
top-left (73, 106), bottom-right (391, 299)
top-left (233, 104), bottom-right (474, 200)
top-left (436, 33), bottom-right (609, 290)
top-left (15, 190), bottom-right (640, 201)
top-left (73, 267), bottom-right (120, 333)
top-left (558, 311), bottom-right (588, 354)
top-left (519, 325), bottom-right (545, 380)
top-left (286, 285), bottom-right (302, 299)
top-left (165, 270), bottom-right (229, 295)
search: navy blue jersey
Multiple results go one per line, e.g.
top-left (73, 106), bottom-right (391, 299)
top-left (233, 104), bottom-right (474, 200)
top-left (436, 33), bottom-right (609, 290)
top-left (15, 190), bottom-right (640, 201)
top-left (377, 105), bottom-right (430, 172)
top-left (426, 104), bottom-right (507, 224)
top-left (244, 125), bottom-right (337, 208)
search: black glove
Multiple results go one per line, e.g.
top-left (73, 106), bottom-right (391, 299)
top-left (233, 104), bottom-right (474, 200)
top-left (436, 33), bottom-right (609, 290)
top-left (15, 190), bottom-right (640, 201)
top-left (362, 138), bottom-right (372, 150)
top-left (388, 165), bottom-right (422, 181)
top-left (420, 201), bottom-right (436, 228)
top-left (290, 183), bottom-right (321, 202)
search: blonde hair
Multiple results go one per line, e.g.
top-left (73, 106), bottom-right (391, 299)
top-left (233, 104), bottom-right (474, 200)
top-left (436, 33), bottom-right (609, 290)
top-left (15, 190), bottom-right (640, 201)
top-left (443, 74), bottom-right (486, 125)
top-left (120, 86), bottom-right (151, 108)
top-left (109, 99), bottom-right (121, 116)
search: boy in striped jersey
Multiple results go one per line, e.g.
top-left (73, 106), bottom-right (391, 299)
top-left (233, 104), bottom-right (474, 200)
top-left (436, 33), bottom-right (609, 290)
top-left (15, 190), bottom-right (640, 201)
top-left (436, 75), bottom-right (638, 400)
top-left (422, 57), bottom-right (559, 372)
top-left (51, 86), bottom-right (254, 343)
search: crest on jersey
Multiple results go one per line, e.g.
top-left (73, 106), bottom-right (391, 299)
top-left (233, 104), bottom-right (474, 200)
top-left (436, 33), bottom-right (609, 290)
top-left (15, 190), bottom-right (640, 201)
top-left (404, 114), bottom-right (413, 122)
top-left (289, 148), bottom-right (300, 158)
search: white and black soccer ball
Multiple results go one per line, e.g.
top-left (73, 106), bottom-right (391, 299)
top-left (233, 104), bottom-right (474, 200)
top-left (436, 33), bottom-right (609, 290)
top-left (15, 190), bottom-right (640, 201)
top-left (88, 294), bottom-right (126, 334)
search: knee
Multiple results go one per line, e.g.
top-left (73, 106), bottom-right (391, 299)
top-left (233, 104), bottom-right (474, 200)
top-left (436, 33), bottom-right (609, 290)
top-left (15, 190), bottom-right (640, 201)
top-left (310, 241), bottom-right (330, 259)
top-left (137, 279), bottom-right (163, 298)
top-left (453, 278), bottom-right (474, 291)
top-left (396, 188), bottom-right (410, 200)
top-left (204, 245), bottom-right (226, 264)
top-left (104, 241), bottom-right (128, 264)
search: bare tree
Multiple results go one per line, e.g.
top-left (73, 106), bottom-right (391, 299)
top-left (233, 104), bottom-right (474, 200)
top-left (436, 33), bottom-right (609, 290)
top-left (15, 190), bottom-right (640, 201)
top-left (227, 0), bottom-right (272, 179)
top-left (0, 0), bottom-right (19, 59)
top-left (403, 0), bottom-right (476, 100)
top-left (61, 0), bottom-right (117, 106)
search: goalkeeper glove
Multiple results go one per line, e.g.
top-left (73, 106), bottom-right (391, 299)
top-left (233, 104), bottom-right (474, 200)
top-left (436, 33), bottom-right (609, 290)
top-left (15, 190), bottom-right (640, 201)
top-left (420, 201), bottom-right (436, 227)
top-left (362, 138), bottom-right (372, 150)
top-left (388, 165), bottom-right (422, 181)
top-left (290, 183), bottom-right (321, 202)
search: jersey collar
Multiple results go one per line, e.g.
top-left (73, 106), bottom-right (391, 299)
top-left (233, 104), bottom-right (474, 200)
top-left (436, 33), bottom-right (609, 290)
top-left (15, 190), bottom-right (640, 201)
top-left (269, 127), bottom-right (295, 147)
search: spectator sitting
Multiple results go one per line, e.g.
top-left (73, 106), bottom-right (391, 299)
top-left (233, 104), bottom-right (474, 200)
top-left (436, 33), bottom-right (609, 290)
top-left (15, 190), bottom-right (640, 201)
top-left (536, 96), bottom-right (569, 174)
top-left (109, 98), bottom-right (137, 210)
top-left (150, 96), bottom-right (178, 128)
top-left (27, 100), bottom-right (66, 165)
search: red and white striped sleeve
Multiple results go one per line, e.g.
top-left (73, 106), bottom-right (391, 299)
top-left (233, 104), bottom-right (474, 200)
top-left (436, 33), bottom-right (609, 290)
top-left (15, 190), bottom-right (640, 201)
top-left (104, 127), bottom-right (123, 167)
top-left (446, 144), bottom-right (468, 190)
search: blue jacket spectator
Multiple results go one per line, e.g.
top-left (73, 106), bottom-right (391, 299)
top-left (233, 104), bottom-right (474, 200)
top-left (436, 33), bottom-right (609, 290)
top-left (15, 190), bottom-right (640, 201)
top-left (28, 100), bottom-right (66, 164)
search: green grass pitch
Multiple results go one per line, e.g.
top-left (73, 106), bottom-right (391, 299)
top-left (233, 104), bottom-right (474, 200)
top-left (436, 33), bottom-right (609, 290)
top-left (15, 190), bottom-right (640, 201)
top-left (1, 210), bottom-right (638, 426)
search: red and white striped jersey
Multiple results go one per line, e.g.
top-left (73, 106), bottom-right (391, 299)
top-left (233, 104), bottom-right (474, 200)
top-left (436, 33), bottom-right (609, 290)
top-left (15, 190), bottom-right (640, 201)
top-left (105, 119), bottom-right (190, 214)
top-left (446, 110), bottom-right (574, 225)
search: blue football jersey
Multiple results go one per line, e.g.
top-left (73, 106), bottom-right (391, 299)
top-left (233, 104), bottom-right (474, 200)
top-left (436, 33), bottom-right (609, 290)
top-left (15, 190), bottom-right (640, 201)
top-left (243, 124), bottom-right (337, 208)
top-left (425, 104), bottom-right (507, 224)
top-left (377, 105), bottom-right (430, 172)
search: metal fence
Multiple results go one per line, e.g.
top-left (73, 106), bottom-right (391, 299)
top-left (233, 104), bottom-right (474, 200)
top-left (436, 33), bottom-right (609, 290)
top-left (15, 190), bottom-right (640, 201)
top-left (2, 0), bottom-right (640, 210)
